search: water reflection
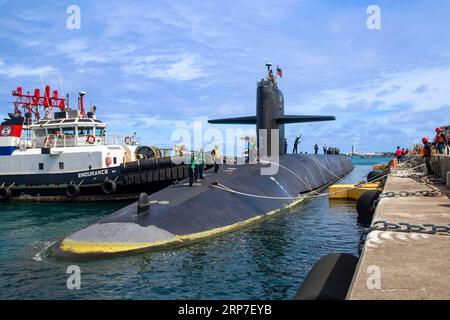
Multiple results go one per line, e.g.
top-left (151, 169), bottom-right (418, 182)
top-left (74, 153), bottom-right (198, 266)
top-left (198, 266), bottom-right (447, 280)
top-left (0, 161), bottom-right (387, 299)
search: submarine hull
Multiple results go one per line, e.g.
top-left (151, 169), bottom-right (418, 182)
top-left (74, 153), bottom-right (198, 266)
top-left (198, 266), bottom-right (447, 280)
top-left (55, 154), bottom-right (353, 258)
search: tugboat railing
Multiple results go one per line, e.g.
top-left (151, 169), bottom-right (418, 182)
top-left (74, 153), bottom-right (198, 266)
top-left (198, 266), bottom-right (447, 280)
top-left (104, 135), bottom-right (122, 146)
top-left (105, 134), bottom-right (140, 146)
top-left (27, 134), bottom-right (139, 148)
top-left (32, 135), bottom-right (90, 148)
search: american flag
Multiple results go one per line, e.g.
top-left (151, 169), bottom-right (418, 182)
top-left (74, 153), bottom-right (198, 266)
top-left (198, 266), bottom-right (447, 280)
top-left (276, 65), bottom-right (283, 78)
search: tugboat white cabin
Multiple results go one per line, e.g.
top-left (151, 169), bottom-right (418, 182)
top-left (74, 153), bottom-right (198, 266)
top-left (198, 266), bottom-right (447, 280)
top-left (2, 113), bottom-right (131, 175)
top-left (0, 85), bottom-right (188, 202)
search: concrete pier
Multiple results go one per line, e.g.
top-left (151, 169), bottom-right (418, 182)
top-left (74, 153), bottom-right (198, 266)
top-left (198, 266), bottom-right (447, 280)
top-left (430, 155), bottom-right (450, 188)
top-left (348, 156), bottom-right (450, 299)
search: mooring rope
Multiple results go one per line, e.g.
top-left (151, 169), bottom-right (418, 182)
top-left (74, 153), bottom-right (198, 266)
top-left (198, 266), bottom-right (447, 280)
top-left (390, 163), bottom-right (425, 177)
top-left (258, 159), bottom-right (322, 195)
top-left (211, 155), bottom-right (443, 202)
top-left (305, 154), bottom-right (344, 180)
top-left (211, 171), bottom-right (389, 201)
top-left (212, 182), bottom-right (305, 200)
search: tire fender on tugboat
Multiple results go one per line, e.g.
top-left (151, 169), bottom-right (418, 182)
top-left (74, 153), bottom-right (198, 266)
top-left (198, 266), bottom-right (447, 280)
top-left (65, 184), bottom-right (81, 198)
top-left (101, 179), bottom-right (117, 194)
top-left (0, 186), bottom-right (11, 201)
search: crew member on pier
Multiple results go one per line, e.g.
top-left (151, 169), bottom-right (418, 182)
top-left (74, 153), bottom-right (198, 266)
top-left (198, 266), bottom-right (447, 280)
top-left (434, 127), bottom-right (447, 155)
top-left (395, 146), bottom-right (402, 163)
top-left (422, 137), bottom-right (434, 175)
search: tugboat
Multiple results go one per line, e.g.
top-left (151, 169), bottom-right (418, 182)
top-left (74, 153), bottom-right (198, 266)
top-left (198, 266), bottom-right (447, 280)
top-left (0, 86), bottom-right (189, 202)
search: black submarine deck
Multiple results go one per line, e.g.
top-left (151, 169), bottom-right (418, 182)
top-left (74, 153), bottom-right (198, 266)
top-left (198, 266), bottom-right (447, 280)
top-left (55, 154), bottom-right (353, 258)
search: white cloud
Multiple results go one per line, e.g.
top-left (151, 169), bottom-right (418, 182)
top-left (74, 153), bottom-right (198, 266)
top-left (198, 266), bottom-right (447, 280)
top-left (282, 66), bottom-right (450, 152)
top-left (215, 103), bottom-right (249, 117)
top-left (123, 53), bottom-right (207, 81)
top-left (54, 38), bottom-right (138, 65)
top-left (55, 39), bottom-right (104, 65)
top-left (0, 59), bottom-right (57, 78)
top-left (105, 114), bottom-right (194, 129)
top-left (294, 66), bottom-right (450, 114)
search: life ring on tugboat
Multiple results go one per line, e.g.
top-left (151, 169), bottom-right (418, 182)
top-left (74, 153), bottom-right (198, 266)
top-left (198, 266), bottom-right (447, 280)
top-left (66, 184), bottom-right (80, 198)
top-left (101, 179), bottom-right (117, 194)
top-left (124, 136), bottom-right (133, 145)
top-left (86, 135), bottom-right (96, 145)
top-left (0, 186), bottom-right (11, 201)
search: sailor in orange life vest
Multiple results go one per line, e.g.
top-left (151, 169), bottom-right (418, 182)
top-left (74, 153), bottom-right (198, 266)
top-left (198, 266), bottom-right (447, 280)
top-left (401, 148), bottom-right (406, 162)
top-left (394, 146), bottom-right (402, 163)
top-left (422, 137), bottom-right (434, 175)
top-left (434, 127), bottom-right (447, 155)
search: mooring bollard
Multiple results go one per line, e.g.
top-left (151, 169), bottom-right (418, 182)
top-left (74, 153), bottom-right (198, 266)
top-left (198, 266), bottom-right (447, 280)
top-left (137, 192), bottom-right (150, 215)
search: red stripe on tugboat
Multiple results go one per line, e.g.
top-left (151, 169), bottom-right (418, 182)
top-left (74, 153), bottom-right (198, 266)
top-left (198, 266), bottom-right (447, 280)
top-left (0, 125), bottom-right (22, 138)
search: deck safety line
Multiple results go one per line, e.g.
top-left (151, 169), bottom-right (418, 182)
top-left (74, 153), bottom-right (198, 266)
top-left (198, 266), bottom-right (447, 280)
top-left (212, 183), bottom-right (305, 200)
top-left (212, 158), bottom-right (428, 201)
top-left (305, 154), bottom-right (345, 180)
top-left (212, 172), bottom-right (389, 200)
top-left (259, 159), bottom-right (322, 195)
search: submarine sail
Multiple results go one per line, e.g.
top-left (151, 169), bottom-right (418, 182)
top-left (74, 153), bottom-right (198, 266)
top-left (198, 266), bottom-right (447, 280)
top-left (208, 64), bottom-right (335, 155)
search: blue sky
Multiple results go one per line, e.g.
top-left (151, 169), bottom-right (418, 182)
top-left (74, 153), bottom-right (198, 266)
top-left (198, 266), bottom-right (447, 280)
top-left (0, 0), bottom-right (449, 153)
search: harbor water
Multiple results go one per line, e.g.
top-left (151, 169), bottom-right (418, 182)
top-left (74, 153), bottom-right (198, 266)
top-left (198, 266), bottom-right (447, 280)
top-left (0, 157), bottom-right (390, 299)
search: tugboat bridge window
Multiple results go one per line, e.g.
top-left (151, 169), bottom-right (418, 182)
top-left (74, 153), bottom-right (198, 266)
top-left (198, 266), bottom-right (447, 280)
top-left (47, 128), bottom-right (59, 135)
top-left (95, 128), bottom-right (105, 136)
top-left (38, 163), bottom-right (44, 170)
top-left (59, 162), bottom-right (64, 169)
top-left (62, 127), bottom-right (75, 135)
top-left (78, 127), bottom-right (93, 136)
top-left (34, 129), bottom-right (46, 137)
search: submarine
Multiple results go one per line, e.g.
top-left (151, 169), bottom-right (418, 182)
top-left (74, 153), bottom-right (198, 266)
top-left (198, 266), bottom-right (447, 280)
top-left (54, 64), bottom-right (353, 258)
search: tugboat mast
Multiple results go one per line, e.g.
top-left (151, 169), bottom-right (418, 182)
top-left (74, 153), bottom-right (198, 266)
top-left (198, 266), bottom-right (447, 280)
top-left (12, 85), bottom-right (69, 124)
